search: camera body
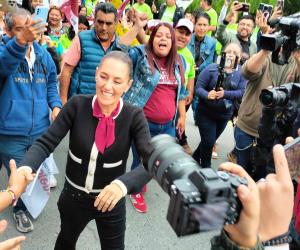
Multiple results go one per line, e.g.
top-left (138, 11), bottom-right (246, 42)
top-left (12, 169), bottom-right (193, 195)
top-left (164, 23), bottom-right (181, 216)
top-left (215, 52), bottom-right (239, 91)
top-left (148, 135), bottom-right (248, 237)
top-left (254, 83), bottom-right (300, 176)
top-left (260, 83), bottom-right (300, 108)
top-left (259, 13), bottom-right (300, 65)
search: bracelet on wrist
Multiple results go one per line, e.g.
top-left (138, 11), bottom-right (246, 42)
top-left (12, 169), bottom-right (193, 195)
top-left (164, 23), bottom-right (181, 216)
top-left (262, 232), bottom-right (292, 246)
top-left (1, 189), bottom-right (17, 206)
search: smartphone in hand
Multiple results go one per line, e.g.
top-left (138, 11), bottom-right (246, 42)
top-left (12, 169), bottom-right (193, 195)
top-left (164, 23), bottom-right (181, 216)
top-left (33, 6), bottom-right (49, 24)
top-left (234, 2), bottom-right (250, 12)
top-left (258, 3), bottom-right (273, 19)
top-left (284, 136), bottom-right (300, 180)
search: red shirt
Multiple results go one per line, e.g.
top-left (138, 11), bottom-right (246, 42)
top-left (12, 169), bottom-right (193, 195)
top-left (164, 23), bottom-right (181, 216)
top-left (143, 57), bottom-right (178, 124)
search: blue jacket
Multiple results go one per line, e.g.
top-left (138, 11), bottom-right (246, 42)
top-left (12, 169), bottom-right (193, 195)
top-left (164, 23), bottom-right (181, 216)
top-left (123, 45), bottom-right (188, 123)
top-left (188, 34), bottom-right (216, 75)
top-left (195, 63), bottom-right (247, 120)
top-left (0, 36), bottom-right (62, 136)
top-left (69, 29), bottom-right (129, 97)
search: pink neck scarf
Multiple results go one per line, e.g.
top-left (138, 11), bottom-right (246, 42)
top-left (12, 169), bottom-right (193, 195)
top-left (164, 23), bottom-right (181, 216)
top-left (93, 100), bottom-right (120, 154)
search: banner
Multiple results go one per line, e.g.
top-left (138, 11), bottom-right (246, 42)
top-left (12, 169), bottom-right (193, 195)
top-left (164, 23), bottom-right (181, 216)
top-left (21, 154), bottom-right (59, 219)
top-left (60, 0), bottom-right (78, 33)
top-left (117, 0), bottom-right (130, 19)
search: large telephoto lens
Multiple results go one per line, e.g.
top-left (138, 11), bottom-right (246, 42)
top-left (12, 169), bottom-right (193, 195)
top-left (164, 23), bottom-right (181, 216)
top-left (148, 135), bottom-right (201, 195)
top-left (260, 88), bottom-right (289, 107)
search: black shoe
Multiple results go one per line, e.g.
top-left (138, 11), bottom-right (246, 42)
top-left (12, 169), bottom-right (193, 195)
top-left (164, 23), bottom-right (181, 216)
top-left (13, 210), bottom-right (34, 233)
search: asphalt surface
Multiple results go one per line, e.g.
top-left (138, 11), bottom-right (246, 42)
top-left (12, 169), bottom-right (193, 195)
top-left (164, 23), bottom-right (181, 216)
top-left (0, 109), bottom-right (235, 250)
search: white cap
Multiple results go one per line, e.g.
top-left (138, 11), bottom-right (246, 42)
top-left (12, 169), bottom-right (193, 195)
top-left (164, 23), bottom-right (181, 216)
top-left (175, 18), bottom-right (194, 33)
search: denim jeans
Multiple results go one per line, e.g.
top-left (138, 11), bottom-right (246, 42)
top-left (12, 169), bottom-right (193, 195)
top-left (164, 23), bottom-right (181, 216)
top-left (55, 183), bottom-right (126, 250)
top-left (193, 113), bottom-right (228, 168)
top-left (234, 126), bottom-right (255, 175)
top-left (131, 120), bottom-right (175, 171)
top-left (0, 134), bottom-right (42, 212)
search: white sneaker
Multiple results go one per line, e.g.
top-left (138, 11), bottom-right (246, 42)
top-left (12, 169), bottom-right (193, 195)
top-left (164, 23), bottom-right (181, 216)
top-left (49, 175), bottom-right (57, 188)
top-left (212, 144), bottom-right (218, 159)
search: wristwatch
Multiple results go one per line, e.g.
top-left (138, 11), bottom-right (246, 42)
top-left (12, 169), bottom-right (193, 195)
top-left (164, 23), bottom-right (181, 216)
top-left (262, 232), bottom-right (292, 246)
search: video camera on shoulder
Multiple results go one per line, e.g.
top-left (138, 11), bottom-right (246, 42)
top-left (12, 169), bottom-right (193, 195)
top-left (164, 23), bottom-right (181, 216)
top-left (147, 135), bottom-right (248, 236)
top-left (254, 83), bottom-right (300, 176)
top-left (259, 12), bottom-right (300, 65)
top-left (260, 83), bottom-right (300, 109)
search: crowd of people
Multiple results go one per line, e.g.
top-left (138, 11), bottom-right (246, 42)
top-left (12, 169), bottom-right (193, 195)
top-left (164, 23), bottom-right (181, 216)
top-left (0, 0), bottom-right (299, 249)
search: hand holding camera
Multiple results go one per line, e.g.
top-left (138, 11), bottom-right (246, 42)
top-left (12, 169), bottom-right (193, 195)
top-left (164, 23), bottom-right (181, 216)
top-left (219, 162), bottom-right (259, 248)
top-left (270, 5), bottom-right (283, 21)
top-left (233, 1), bottom-right (250, 13)
top-left (256, 10), bottom-right (272, 34)
top-left (225, 1), bottom-right (250, 23)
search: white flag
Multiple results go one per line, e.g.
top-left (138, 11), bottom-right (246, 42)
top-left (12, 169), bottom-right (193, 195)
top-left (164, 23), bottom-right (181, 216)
top-left (21, 154), bottom-right (59, 219)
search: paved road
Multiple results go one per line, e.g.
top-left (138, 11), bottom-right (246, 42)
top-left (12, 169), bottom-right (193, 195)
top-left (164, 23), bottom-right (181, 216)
top-left (0, 109), bottom-right (235, 250)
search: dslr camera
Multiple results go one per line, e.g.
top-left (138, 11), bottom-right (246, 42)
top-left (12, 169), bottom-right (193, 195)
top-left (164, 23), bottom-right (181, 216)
top-left (259, 12), bottom-right (300, 65)
top-left (260, 83), bottom-right (300, 108)
top-left (253, 83), bottom-right (300, 177)
top-left (147, 135), bottom-right (248, 236)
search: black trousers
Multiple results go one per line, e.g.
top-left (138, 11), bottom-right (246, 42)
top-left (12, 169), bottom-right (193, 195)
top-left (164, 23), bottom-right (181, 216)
top-left (176, 103), bottom-right (191, 145)
top-left (54, 183), bottom-right (126, 250)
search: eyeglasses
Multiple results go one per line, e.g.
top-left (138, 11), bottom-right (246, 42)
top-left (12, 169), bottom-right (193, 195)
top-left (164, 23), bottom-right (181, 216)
top-left (8, 0), bottom-right (16, 7)
top-left (225, 50), bottom-right (239, 56)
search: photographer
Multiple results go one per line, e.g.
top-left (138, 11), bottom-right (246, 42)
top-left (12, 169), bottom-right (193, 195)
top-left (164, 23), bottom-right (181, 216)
top-left (235, 42), bottom-right (300, 180)
top-left (193, 42), bottom-right (247, 168)
top-left (211, 144), bottom-right (293, 250)
top-left (216, 1), bottom-right (257, 65)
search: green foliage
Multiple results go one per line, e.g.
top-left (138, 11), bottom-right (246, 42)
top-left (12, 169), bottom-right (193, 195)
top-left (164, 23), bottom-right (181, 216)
top-left (185, 0), bottom-right (300, 16)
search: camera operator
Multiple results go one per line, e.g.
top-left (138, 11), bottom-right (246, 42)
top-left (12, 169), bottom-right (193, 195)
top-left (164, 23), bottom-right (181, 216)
top-left (211, 144), bottom-right (293, 250)
top-left (255, 6), bottom-right (282, 52)
top-left (192, 42), bottom-right (247, 168)
top-left (234, 32), bottom-right (300, 180)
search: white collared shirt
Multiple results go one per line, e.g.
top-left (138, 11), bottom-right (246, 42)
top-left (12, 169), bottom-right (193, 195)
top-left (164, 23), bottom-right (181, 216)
top-left (25, 45), bottom-right (36, 81)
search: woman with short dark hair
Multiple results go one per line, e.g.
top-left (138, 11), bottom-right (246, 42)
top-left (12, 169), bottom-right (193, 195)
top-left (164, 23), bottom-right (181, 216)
top-left (17, 51), bottom-right (153, 250)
